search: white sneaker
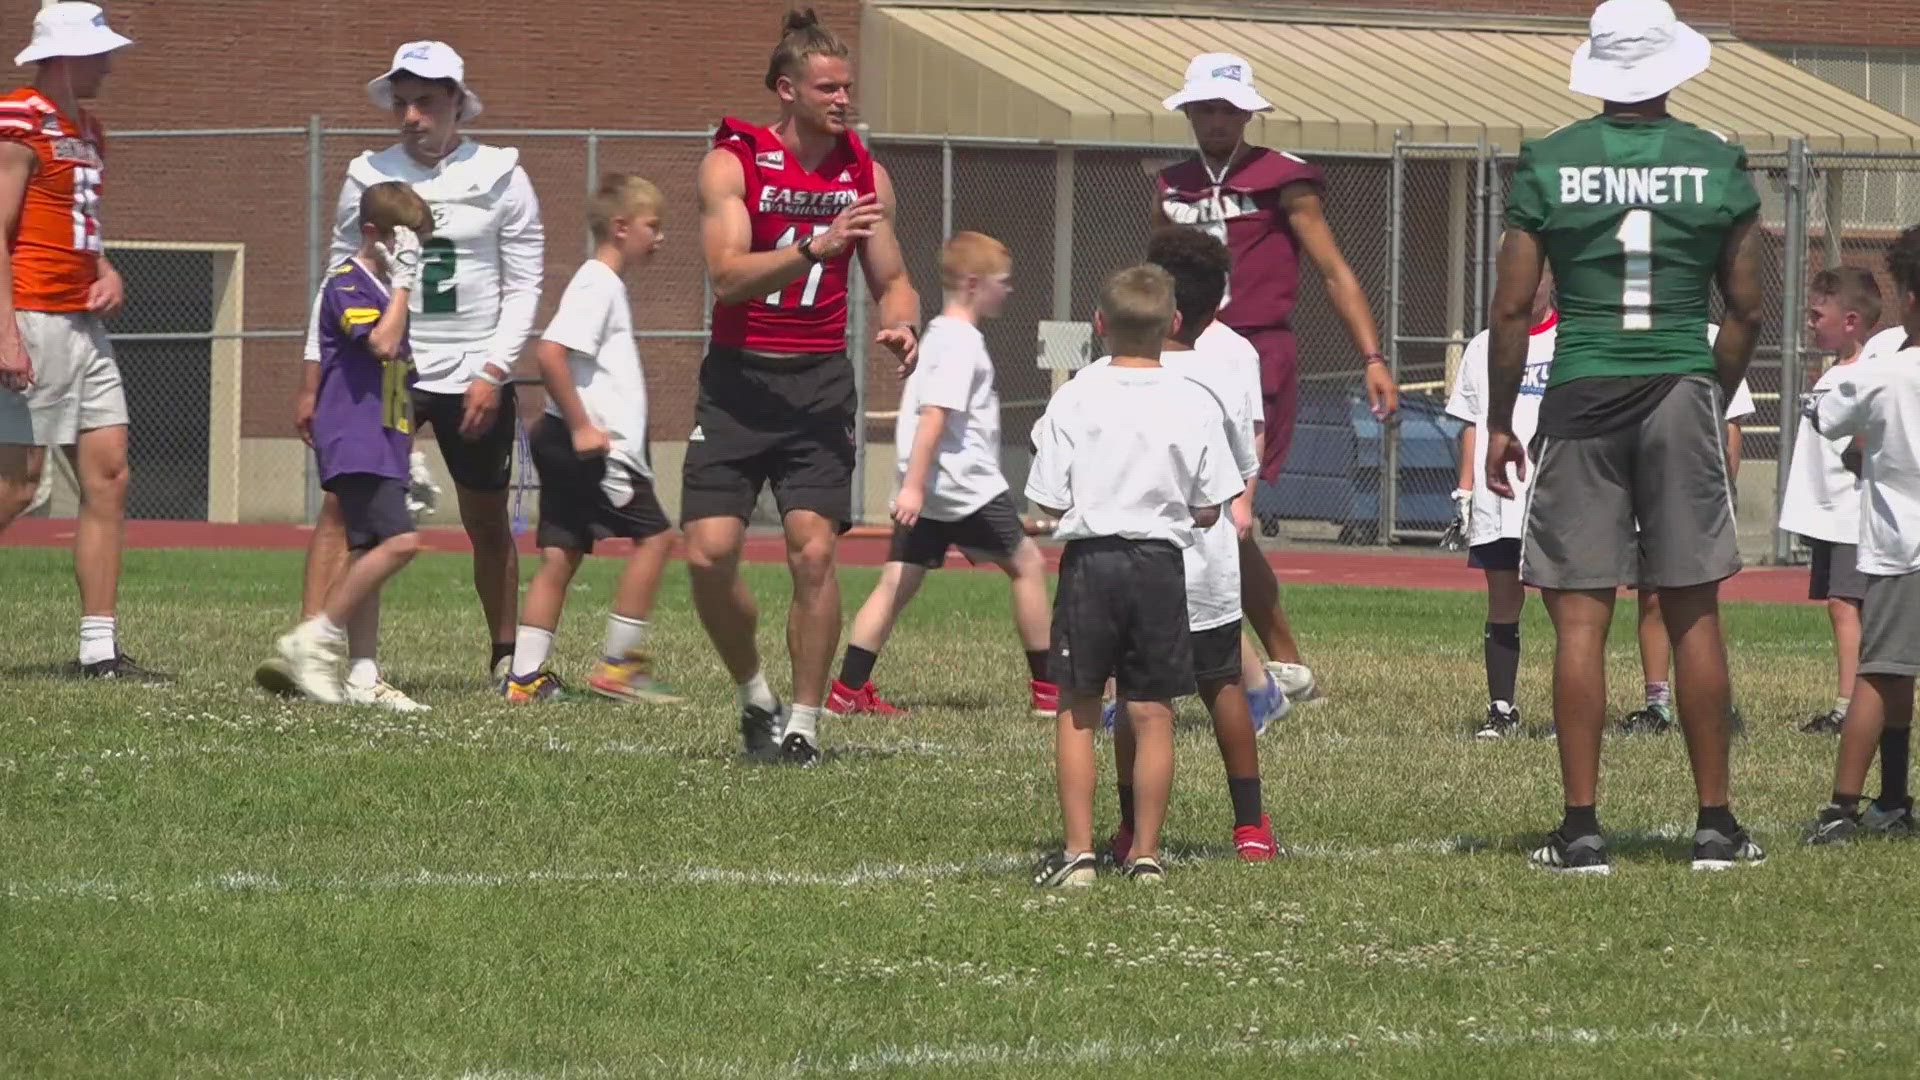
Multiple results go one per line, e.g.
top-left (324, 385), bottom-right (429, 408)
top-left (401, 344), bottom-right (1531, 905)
top-left (346, 679), bottom-right (430, 713)
top-left (275, 624), bottom-right (344, 704)
top-left (1265, 661), bottom-right (1323, 704)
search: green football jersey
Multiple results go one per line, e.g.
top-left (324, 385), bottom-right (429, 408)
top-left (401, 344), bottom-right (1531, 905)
top-left (1505, 115), bottom-right (1760, 386)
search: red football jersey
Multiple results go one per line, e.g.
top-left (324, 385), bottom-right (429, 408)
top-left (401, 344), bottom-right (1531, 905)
top-left (709, 118), bottom-right (876, 355)
top-left (1156, 147), bottom-right (1323, 333)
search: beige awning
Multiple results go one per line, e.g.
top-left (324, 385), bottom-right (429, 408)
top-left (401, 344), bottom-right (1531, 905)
top-left (861, 4), bottom-right (1920, 154)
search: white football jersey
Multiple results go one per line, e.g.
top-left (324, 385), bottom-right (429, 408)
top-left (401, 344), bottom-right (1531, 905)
top-left (304, 140), bottom-right (545, 395)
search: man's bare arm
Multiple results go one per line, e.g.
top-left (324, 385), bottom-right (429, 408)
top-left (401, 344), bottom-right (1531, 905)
top-left (1713, 214), bottom-right (1764, 397)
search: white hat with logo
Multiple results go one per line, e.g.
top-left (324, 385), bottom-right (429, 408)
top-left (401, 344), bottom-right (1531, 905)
top-left (367, 41), bottom-right (484, 121)
top-left (15, 2), bottom-right (133, 66)
top-left (1163, 52), bottom-right (1274, 114)
top-left (1568, 0), bottom-right (1711, 104)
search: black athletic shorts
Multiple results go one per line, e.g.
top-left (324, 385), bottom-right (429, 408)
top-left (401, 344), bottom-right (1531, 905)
top-left (1050, 537), bottom-right (1194, 702)
top-left (888, 491), bottom-right (1027, 568)
top-left (528, 415), bottom-right (670, 553)
top-left (1468, 537), bottom-right (1522, 572)
top-left (680, 346), bottom-right (856, 532)
top-left (323, 472), bottom-right (413, 552)
top-left (1808, 538), bottom-right (1868, 602)
top-left (411, 383), bottom-right (517, 493)
top-left (1190, 619), bottom-right (1243, 684)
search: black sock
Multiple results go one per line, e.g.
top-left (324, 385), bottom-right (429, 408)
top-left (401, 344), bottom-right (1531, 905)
top-left (1830, 792), bottom-right (1862, 814)
top-left (838, 645), bottom-right (878, 688)
top-left (490, 641), bottom-right (514, 672)
top-left (1697, 804), bottom-right (1739, 835)
top-left (1878, 725), bottom-right (1911, 806)
top-left (1561, 805), bottom-right (1600, 838)
top-left (1118, 784), bottom-right (1136, 831)
top-left (1484, 622), bottom-right (1520, 708)
top-left (1227, 777), bottom-right (1263, 829)
top-left (1026, 649), bottom-right (1051, 683)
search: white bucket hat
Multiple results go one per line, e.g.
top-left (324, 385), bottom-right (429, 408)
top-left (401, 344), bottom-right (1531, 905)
top-left (14, 2), bottom-right (133, 67)
top-left (1163, 52), bottom-right (1273, 114)
top-left (1568, 0), bottom-right (1711, 104)
top-left (367, 41), bottom-right (484, 121)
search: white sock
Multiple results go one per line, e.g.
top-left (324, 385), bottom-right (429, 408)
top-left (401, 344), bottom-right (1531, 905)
top-left (784, 703), bottom-right (821, 741)
top-left (346, 657), bottom-right (380, 689)
top-left (305, 614), bottom-right (346, 645)
top-left (1492, 699), bottom-right (1515, 715)
top-left (1836, 696), bottom-right (1852, 716)
top-left (602, 614), bottom-right (649, 661)
top-left (79, 615), bottom-right (116, 665)
top-left (737, 670), bottom-right (778, 713)
top-left (511, 625), bottom-right (554, 680)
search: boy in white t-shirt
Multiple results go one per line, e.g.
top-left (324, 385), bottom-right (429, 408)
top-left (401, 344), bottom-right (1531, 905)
top-left (1107, 228), bottom-right (1283, 866)
top-left (1621, 326), bottom-right (1758, 734)
top-left (828, 233), bottom-right (1056, 718)
top-left (1806, 225), bottom-right (1920, 843)
top-left (1028, 265), bottom-right (1242, 887)
top-left (500, 175), bottom-right (680, 705)
top-left (1445, 272), bottom-right (1556, 738)
top-left (1782, 268), bottom-right (1883, 733)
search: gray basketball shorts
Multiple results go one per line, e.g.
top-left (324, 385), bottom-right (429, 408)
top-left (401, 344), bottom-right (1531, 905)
top-left (1521, 376), bottom-right (1740, 592)
top-left (1860, 570), bottom-right (1920, 678)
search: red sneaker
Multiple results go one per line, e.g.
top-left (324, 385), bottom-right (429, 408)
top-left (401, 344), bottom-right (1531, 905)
top-left (1106, 825), bottom-right (1134, 867)
top-left (1233, 814), bottom-right (1281, 862)
top-left (826, 679), bottom-right (904, 716)
top-left (1029, 678), bottom-right (1060, 718)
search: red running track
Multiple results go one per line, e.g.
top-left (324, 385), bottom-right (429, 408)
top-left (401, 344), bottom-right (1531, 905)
top-left (0, 518), bottom-right (1813, 604)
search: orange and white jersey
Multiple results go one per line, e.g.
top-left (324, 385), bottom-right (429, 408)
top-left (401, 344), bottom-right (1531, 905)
top-left (0, 86), bottom-right (104, 312)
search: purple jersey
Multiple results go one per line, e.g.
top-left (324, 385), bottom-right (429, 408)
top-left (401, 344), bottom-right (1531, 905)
top-left (1156, 147), bottom-right (1323, 333)
top-left (314, 259), bottom-right (413, 482)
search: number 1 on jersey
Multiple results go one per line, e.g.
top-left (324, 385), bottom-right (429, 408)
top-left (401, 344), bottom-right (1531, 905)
top-left (767, 225), bottom-right (829, 307)
top-left (1615, 208), bottom-right (1653, 331)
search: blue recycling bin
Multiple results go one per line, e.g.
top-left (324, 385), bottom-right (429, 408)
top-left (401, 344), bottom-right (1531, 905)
top-left (1255, 379), bottom-right (1466, 544)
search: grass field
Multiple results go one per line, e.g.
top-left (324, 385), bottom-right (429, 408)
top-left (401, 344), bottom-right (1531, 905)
top-left (3, 546), bottom-right (1918, 1077)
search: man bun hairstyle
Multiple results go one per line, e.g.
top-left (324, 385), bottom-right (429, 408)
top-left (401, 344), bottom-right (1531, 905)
top-left (1146, 226), bottom-right (1230, 345)
top-left (766, 8), bottom-right (850, 92)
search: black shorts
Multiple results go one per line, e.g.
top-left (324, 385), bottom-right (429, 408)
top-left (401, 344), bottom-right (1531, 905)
top-left (1190, 620), bottom-right (1243, 684)
top-left (528, 415), bottom-right (670, 553)
top-left (1468, 538), bottom-right (1522, 572)
top-left (1050, 537), bottom-right (1194, 702)
top-left (888, 491), bottom-right (1027, 568)
top-left (1808, 538), bottom-right (1868, 602)
top-left (323, 472), bottom-right (413, 552)
top-left (411, 383), bottom-right (517, 493)
top-left (680, 347), bottom-right (856, 532)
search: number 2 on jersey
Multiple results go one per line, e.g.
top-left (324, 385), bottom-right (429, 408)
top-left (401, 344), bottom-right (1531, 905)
top-left (1615, 208), bottom-right (1653, 331)
top-left (420, 237), bottom-right (458, 315)
top-left (766, 225), bottom-right (829, 307)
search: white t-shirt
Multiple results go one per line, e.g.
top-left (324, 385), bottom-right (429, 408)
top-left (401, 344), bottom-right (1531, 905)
top-left (1814, 346), bottom-right (1920, 575)
top-left (892, 316), bottom-right (1006, 521)
top-left (1026, 363), bottom-right (1243, 548)
top-left (1780, 361), bottom-right (1863, 544)
top-left (1138, 325), bottom-right (1261, 631)
top-left (541, 260), bottom-right (651, 490)
top-left (304, 141), bottom-right (546, 395)
top-left (1446, 316), bottom-right (1556, 545)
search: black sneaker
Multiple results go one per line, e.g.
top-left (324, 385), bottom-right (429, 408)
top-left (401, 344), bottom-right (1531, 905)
top-left (1123, 856), bottom-right (1166, 884)
top-left (1528, 828), bottom-right (1611, 875)
top-left (1863, 797), bottom-right (1915, 836)
top-left (1799, 708), bottom-right (1846, 735)
top-left (1475, 704), bottom-right (1521, 739)
top-left (740, 703), bottom-right (783, 759)
top-left (1033, 851), bottom-right (1097, 888)
top-left (1693, 826), bottom-right (1766, 870)
top-left (73, 651), bottom-right (172, 685)
top-left (778, 730), bottom-right (820, 767)
top-left (1619, 704), bottom-right (1674, 734)
top-left (1805, 805), bottom-right (1861, 846)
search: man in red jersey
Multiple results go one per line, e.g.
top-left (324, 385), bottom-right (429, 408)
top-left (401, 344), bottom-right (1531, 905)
top-left (686, 9), bottom-right (920, 765)
top-left (1155, 52), bottom-right (1399, 706)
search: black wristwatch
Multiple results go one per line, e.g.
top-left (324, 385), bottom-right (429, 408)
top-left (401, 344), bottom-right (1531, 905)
top-left (797, 234), bottom-right (825, 264)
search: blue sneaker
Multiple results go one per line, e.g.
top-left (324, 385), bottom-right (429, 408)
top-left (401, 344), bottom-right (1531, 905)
top-left (1247, 672), bottom-right (1291, 735)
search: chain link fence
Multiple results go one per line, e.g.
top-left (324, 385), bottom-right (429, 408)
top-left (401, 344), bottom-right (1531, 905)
top-left (42, 124), bottom-right (1917, 560)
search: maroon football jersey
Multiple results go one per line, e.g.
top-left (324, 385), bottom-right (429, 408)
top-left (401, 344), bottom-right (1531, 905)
top-left (709, 117), bottom-right (876, 354)
top-left (1156, 147), bottom-right (1324, 332)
